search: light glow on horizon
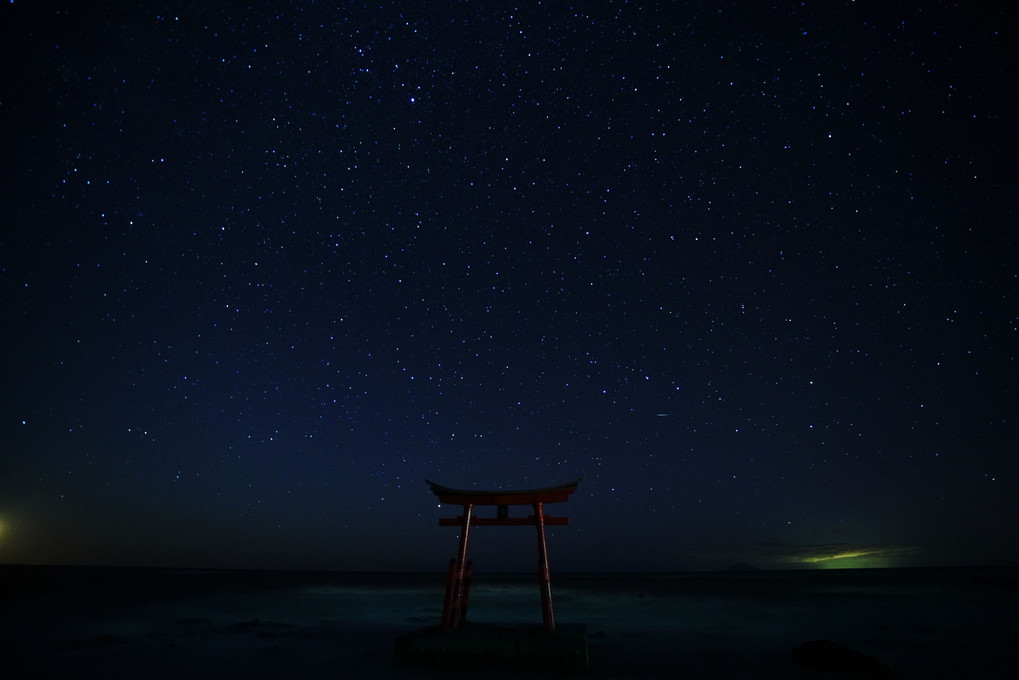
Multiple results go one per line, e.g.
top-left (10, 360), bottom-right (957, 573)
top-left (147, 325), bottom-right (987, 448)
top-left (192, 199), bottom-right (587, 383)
top-left (800, 548), bottom-right (882, 563)
top-left (795, 546), bottom-right (918, 569)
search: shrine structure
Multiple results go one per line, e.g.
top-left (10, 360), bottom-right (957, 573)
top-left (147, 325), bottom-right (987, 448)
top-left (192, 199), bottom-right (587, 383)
top-left (394, 477), bottom-right (588, 671)
top-left (427, 477), bottom-right (581, 632)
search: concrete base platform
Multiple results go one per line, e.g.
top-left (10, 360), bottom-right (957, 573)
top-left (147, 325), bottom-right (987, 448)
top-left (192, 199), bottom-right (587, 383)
top-left (394, 622), bottom-right (589, 673)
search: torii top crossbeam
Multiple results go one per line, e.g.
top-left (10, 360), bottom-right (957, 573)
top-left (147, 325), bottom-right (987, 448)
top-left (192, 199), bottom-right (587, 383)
top-left (427, 477), bottom-right (581, 632)
top-left (426, 478), bottom-right (582, 506)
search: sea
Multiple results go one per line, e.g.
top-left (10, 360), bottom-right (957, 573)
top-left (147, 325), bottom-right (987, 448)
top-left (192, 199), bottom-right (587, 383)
top-left (1, 565), bottom-right (1015, 678)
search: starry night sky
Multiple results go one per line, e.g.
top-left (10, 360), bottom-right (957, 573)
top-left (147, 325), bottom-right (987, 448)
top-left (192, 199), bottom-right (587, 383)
top-left (1, 1), bottom-right (1016, 572)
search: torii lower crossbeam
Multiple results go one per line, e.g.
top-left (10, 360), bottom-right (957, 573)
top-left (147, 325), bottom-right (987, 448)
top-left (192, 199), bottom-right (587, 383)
top-left (427, 478), bottom-right (581, 633)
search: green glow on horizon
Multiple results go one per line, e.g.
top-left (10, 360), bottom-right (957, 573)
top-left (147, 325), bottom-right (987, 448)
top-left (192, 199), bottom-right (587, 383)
top-left (800, 549), bottom-right (875, 563)
top-left (798, 548), bottom-right (899, 569)
top-left (811, 555), bottom-right (895, 569)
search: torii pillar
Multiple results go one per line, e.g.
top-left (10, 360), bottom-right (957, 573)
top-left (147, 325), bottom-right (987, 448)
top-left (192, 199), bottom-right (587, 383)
top-left (427, 477), bottom-right (581, 633)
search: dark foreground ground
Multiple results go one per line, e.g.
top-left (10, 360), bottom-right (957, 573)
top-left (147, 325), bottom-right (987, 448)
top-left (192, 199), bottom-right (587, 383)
top-left (1, 565), bottom-right (1015, 679)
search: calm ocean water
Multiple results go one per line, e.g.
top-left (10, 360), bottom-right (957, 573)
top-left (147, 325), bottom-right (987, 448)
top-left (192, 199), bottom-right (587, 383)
top-left (1, 565), bottom-right (1016, 678)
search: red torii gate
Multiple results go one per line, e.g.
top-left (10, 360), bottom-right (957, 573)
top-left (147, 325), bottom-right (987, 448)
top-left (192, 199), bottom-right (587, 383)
top-left (427, 477), bottom-right (581, 633)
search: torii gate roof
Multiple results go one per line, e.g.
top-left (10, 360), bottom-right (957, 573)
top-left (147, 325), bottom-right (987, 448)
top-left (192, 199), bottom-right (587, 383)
top-left (426, 477), bottom-right (582, 505)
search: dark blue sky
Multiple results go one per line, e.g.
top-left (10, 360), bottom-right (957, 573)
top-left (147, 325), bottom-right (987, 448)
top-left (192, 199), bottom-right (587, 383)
top-left (2, 1), bottom-right (1016, 571)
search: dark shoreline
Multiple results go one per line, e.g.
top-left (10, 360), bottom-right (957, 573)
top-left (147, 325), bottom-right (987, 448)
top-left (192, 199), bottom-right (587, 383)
top-left (4, 561), bottom-right (1017, 588)
top-left (2, 564), bottom-right (1015, 679)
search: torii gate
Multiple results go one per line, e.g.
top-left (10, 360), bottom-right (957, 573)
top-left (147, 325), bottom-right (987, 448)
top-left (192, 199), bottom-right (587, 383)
top-left (427, 477), bottom-right (581, 633)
